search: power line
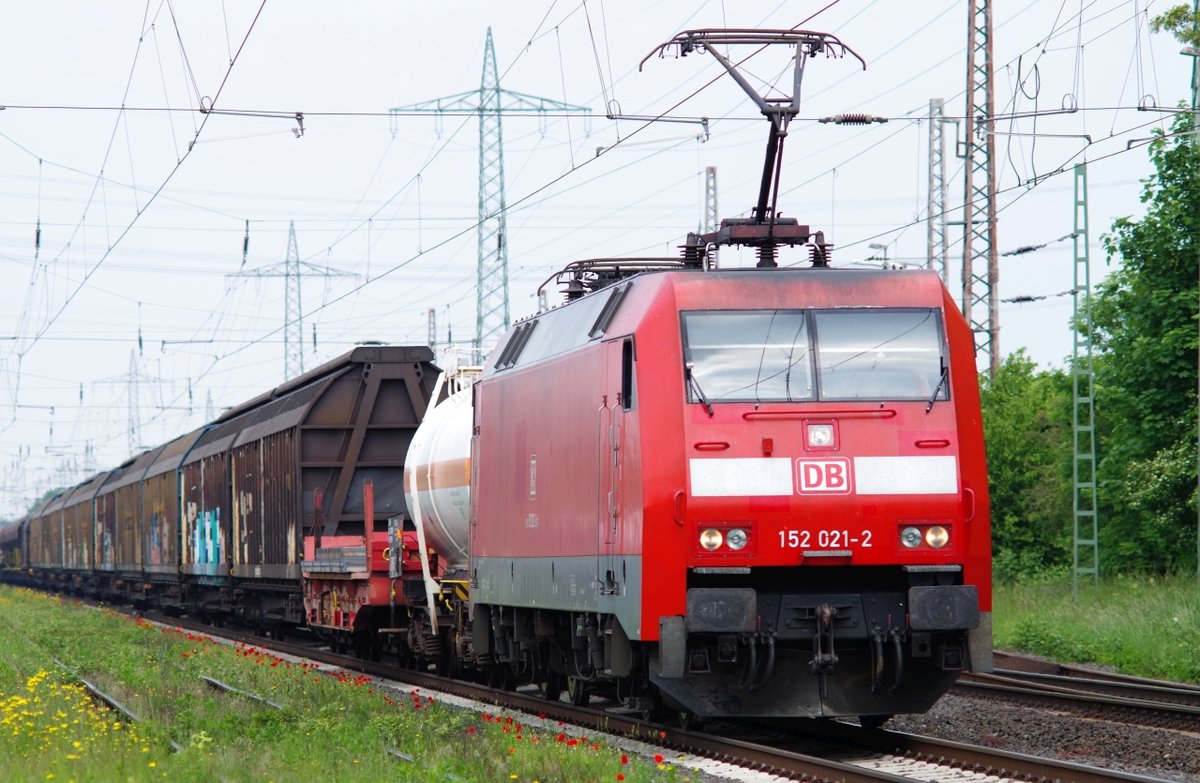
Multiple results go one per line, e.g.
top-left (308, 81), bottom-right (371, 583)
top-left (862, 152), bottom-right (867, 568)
top-left (5, 1), bottom-right (269, 363)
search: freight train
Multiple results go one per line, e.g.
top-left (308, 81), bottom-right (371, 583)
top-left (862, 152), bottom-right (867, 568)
top-left (0, 346), bottom-right (444, 651)
top-left (0, 27), bottom-right (992, 727)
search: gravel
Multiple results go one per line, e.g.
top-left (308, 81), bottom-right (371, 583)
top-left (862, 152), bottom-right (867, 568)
top-left (887, 690), bottom-right (1200, 782)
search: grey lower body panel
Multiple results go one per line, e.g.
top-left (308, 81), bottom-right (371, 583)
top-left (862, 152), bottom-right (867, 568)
top-left (472, 555), bottom-right (644, 639)
top-left (968, 610), bottom-right (994, 673)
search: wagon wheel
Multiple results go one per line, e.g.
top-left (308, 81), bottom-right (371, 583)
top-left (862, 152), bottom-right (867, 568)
top-left (539, 669), bottom-right (563, 702)
top-left (677, 709), bottom-right (702, 730)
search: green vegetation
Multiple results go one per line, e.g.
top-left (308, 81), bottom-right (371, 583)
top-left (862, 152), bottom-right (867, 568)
top-left (1090, 102), bottom-right (1199, 574)
top-left (0, 586), bottom-right (689, 783)
top-left (981, 65), bottom-right (1198, 576)
top-left (994, 574), bottom-right (1200, 683)
top-left (978, 352), bottom-right (1073, 582)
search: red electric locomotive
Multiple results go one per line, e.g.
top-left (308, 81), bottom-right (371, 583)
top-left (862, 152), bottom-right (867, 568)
top-left (460, 264), bottom-right (991, 722)
top-left (405, 28), bottom-right (991, 724)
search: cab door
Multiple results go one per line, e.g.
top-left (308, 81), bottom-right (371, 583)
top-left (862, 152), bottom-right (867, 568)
top-left (597, 337), bottom-right (634, 595)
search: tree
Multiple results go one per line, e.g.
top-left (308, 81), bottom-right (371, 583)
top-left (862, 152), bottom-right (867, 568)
top-left (1091, 109), bottom-right (1199, 573)
top-left (979, 351), bottom-right (1073, 580)
top-left (1150, 4), bottom-right (1200, 49)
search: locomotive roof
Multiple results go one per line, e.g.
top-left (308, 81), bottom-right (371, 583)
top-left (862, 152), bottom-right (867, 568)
top-left (491, 266), bottom-right (949, 374)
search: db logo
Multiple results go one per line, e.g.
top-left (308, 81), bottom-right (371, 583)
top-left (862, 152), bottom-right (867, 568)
top-left (796, 458), bottom-right (853, 494)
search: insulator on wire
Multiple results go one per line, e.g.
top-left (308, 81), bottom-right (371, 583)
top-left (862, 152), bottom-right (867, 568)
top-left (241, 220), bottom-right (250, 268)
top-left (818, 113), bottom-right (888, 125)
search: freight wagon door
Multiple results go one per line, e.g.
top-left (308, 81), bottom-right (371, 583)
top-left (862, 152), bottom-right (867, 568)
top-left (597, 338), bottom-right (631, 596)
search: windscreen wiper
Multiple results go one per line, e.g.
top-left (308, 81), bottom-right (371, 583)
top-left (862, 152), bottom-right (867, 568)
top-left (685, 362), bottom-right (715, 418)
top-left (925, 365), bottom-right (949, 413)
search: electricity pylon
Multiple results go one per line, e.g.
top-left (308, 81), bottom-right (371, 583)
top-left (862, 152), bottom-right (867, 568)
top-left (704, 167), bottom-right (719, 266)
top-left (390, 28), bottom-right (591, 363)
top-left (962, 0), bottom-right (998, 374)
top-left (927, 98), bottom-right (949, 285)
top-left (227, 221), bottom-right (357, 380)
top-left (1072, 162), bottom-right (1099, 595)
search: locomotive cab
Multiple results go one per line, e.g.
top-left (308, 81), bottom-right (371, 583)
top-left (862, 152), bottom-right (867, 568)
top-left (647, 269), bottom-right (991, 720)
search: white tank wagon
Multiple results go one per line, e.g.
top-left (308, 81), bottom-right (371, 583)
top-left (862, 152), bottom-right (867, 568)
top-left (403, 386), bottom-right (474, 573)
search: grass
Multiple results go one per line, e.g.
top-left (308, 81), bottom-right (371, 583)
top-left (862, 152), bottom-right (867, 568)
top-left (993, 573), bottom-right (1200, 683)
top-left (0, 586), bottom-right (694, 783)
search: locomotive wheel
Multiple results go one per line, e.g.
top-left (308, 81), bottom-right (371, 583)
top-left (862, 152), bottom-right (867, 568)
top-left (858, 714), bottom-right (891, 730)
top-left (566, 676), bottom-right (589, 707)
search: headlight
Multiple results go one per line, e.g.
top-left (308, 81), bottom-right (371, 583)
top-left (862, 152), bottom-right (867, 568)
top-left (900, 526), bottom-right (923, 548)
top-left (699, 528), bottom-right (723, 551)
top-left (807, 423), bottom-right (834, 448)
top-left (725, 528), bottom-right (748, 551)
top-left (925, 525), bottom-right (949, 548)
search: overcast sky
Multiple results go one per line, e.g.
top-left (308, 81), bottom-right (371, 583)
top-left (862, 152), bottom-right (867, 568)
top-left (0, 1), bottom-right (1192, 517)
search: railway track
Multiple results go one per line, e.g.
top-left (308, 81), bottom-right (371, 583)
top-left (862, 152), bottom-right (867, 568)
top-left (992, 651), bottom-right (1200, 702)
top-left (955, 651), bottom-right (1200, 731)
top-left (138, 610), bottom-right (1175, 783)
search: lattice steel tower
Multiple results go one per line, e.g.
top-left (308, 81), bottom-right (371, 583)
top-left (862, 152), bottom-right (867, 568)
top-left (1072, 163), bottom-right (1099, 594)
top-left (128, 349), bottom-right (140, 454)
top-left (927, 98), bottom-right (949, 285)
top-left (284, 223), bottom-right (302, 379)
top-left (227, 221), bottom-right (356, 380)
top-left (704, 166), bottom-right (719, 266)
top-left (391, 29), bottom-right (590, 363)
top-left (962, 0), bottom-right (999, 374)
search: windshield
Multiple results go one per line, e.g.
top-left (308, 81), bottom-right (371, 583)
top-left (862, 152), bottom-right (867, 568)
top-left (682, 308), bottom-right (946, 403)
top-left (682, 311), bottom-right (814, 402)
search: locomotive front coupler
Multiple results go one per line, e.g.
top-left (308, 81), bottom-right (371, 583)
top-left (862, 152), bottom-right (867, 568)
top-left (809, 602), bottom-right (839, 675)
